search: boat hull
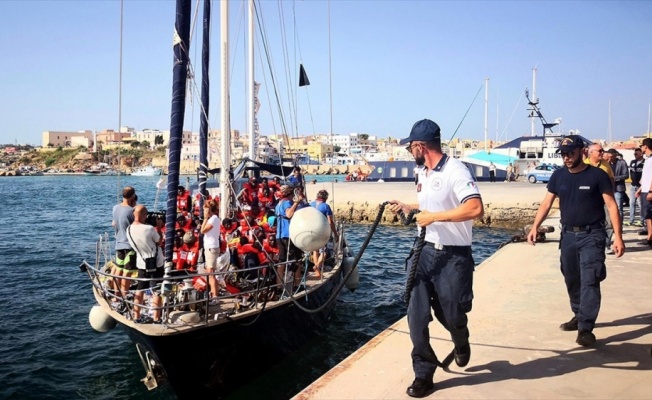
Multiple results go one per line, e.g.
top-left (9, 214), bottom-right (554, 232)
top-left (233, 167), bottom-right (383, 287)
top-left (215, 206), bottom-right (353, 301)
top-left (119, 272), bottom-right (342, 397)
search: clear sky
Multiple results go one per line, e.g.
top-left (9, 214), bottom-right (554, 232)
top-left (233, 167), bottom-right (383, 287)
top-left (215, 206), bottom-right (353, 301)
top-left (1, 0), bottom-right (651, 146)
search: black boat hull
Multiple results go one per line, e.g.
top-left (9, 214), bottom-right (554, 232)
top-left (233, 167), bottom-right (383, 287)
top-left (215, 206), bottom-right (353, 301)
top-left (122, 271), bottom-right (342, 397)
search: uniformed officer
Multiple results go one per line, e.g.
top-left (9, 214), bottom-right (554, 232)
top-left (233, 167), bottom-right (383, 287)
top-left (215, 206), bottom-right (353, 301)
top-left (388, 119), bottom-right (484, 398)
top-left (527, 135), bottom-right (624, 347)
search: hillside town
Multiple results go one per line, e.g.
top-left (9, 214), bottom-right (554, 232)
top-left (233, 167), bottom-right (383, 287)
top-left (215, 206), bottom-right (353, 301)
top-left (1, 126), bottom-right (651, 177)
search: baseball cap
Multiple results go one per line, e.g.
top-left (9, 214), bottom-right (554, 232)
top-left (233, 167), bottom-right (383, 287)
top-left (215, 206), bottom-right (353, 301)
top-left (399, 119), bottom-right (441, 145)
top-left (555, 135), bottom-right (584, 153)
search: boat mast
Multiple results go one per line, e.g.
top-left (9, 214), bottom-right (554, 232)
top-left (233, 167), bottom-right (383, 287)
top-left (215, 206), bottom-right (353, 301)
top-left (198, 0), bottom-right (211, 208)
top-left (164, 0), bottom-right (192, 265)
top-left (219, 0), bottom-right (231, 219)
top-left (484, 77), bottom-right (489, 151)
top-left (247, 0), bottom-right (256, 161)
top-left (530, 67), bottom-right (537, 136)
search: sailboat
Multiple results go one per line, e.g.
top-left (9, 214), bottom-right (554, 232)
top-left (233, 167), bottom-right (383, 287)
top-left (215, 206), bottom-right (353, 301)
top-left (81, 0), bottom-right (355, 397)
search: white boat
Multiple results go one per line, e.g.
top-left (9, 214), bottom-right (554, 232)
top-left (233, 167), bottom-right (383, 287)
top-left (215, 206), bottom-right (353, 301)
top-left (131, 165), bottom-right (162, 176)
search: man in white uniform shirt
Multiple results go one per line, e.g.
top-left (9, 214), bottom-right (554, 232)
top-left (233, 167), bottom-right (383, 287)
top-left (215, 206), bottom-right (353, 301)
top-left (635, 138), bottom-right (652, 245)
top-left (389, 119), bottom-right (484, 398)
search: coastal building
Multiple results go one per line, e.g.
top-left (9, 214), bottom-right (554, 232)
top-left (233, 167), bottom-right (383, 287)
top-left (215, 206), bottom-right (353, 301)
top-left (42, 130), bottom-right (93, 148)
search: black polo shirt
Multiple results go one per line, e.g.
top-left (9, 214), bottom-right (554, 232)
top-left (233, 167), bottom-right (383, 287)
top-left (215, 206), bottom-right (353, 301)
top-left (547, 165), bottom-right (613, 227)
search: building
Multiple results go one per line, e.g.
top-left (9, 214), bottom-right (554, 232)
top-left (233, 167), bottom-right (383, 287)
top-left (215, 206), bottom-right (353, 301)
top-left (42, 130), bottom-right (93, 148)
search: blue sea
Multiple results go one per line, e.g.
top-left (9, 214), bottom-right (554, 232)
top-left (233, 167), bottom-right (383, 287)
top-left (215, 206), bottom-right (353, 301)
top-left (0, 175), bottom-right (516, 400)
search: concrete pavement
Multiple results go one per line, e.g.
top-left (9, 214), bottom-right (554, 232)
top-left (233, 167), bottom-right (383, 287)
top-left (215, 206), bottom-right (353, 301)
top-left (293, 218), bottom-right (652, 399)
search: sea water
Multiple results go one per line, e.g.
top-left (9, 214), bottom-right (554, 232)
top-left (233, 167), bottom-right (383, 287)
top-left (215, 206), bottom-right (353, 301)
top-left (0, 175), bottom-right (516, 399)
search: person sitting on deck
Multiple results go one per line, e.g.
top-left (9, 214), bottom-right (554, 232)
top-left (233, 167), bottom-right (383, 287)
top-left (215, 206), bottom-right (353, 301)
top-left (263, 234), bottom-right (280, 263)
top-left (238, 176), bottom-right (260, 207)
top-left (126, 205), bottom-right (163, 323)
top-left (175, 231), bottom-right (200, 272)
top-left (175, 212), bottom-right (194, 232)
top-left (176, 185), bottom-right (192, 213)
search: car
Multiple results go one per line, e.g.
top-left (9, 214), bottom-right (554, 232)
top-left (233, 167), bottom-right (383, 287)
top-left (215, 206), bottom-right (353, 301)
top-left (525, 164), bottom-right (560, 183)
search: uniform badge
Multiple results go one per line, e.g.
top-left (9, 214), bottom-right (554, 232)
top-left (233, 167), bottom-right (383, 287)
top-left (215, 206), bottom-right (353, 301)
top-left (431, 177), bottom-right (442, 191)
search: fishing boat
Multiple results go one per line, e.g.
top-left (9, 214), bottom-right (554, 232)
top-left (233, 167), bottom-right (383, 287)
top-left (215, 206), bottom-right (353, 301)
top-left (81, 1), bottom-right (355, 397)
top-left (131, 165), bottom-right (162, 176)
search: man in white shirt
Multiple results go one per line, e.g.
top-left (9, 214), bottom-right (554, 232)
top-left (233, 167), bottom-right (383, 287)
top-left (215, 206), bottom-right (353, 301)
top-left (126, 205), bottom-right (164, 322)
top-left (635, 138), bottom-right (652, 245)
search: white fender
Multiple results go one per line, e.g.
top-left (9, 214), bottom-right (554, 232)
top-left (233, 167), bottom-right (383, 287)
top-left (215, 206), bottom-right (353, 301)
top-left (341, 256), bottom-right (359, 291)
top-left (289, 207), bottom-right (330, 252)
top-left (89, 304), bottom-right (116, 333)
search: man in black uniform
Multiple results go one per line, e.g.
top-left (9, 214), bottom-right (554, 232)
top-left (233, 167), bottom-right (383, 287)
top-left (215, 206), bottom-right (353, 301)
top-left (527, 135), bottom-right (624, 347)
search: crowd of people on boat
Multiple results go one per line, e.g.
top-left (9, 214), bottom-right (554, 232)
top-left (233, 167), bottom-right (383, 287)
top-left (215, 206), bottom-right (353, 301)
top-left (108, 166), bottom-right (339, 323)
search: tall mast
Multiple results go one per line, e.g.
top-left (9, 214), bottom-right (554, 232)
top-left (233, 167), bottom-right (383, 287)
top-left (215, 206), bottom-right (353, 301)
top-left (219, 0), bottom-right (231, 219)
top-left (484, 77), bottom-right (489, 151)
top-left (648, 102), bottom-right (651, 137)
top-left (247, 0), bottom-right (255, 160)
top-left (164, 0), bottom-right (192, 265)
top-left (198, 0), bottom-right (211, 206)
top-left (530, 67), bottom-right (537, 136)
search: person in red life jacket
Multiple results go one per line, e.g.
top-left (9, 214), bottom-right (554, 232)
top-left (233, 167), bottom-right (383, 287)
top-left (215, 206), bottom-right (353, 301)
top-left (171, 229), bottom-right (185, 267)
top-left (258, 178), bottom-right (277, 209)
top-left (263, 234), bottom-right (280, 263)
top-left (239, 215), bottom-right (260, 242)
top-left (221, 218), bottom-right (239, 236)
top-left (175, 212), bottom-right (194, 232)
top-left (177, 185), bottom-right (192, 213)
top-left (237, 176), bottom-right (260, 207)
top-left (176, 231), bottom-right (200, 271)
top-left (247, 203), bottom-right (267, 224)
top-left (192, 192), bottom-right (213, 218)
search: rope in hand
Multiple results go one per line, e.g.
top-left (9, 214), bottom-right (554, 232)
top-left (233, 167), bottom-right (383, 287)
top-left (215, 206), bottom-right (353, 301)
top-left (386, 201), bottom-right (456, 369)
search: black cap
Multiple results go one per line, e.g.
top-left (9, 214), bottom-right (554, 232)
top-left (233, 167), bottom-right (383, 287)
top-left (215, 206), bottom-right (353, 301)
top-left (555, 135), bottom-right (584, 153)
top-left (399, 119), bottom-right (441, 145)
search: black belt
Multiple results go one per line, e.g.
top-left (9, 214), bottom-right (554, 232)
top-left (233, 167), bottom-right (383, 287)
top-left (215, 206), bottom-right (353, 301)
top-left (562, 222), bottom-right (604, 232)
top-left (425, 242), bottom-right (471, 255)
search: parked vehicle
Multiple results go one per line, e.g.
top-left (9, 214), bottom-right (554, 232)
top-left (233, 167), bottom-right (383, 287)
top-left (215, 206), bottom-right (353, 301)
top-left (525, 164), bottom-right (559, 183)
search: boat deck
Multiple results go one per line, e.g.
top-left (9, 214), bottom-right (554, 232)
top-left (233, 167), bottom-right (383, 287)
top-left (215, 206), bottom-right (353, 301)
top-left (293, 218), bottom-right (652, 399)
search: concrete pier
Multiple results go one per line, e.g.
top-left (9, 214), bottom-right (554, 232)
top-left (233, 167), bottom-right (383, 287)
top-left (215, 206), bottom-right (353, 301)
top-left (309, 181), bottom-right (551, 228)
top-left (293, 218), bottom-right (652, 399)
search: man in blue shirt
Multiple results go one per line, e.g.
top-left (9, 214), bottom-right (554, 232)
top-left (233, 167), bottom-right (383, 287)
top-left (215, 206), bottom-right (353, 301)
top-left (274, 185), bottom-right (307, 295)
top-left (309, 190), bottom-right (338, 278)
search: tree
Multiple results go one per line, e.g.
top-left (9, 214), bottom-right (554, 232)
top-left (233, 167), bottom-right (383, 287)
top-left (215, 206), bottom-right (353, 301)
top-left (130, 141), bottom-right (140, 148)
top-left (140, 140), bottom-right (151, 149)
top-left (155, 135), bottom-right (164, 146)
top-left (334, 145), bottom-right (341, 153)
top-left (359, 133), bottom-right (369, 141)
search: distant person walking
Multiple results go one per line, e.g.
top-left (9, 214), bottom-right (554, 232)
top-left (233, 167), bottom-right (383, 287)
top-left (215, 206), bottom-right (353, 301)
top-left (527, 135), bottom-right (624, 347)
top-left (388, 119), bottom-right (484, 398)
top-left (505, 163), bottom-right (514, 182)
top-left (606, 149), bottom-right (628, 225)
top-left (488, 162), bottom-right (496, 182)
top-left (627, 147), bottom-right (645, 226)
top-left (634, 138), bottom-right (652, 246)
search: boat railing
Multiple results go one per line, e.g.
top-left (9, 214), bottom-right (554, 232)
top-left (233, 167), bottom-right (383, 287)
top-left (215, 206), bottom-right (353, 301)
top-left (81, 237), bottom-right (341, 326)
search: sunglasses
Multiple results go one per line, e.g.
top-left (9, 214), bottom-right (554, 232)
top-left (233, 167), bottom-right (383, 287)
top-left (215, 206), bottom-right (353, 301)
top-left (405, 142), bottom-right (421, 152)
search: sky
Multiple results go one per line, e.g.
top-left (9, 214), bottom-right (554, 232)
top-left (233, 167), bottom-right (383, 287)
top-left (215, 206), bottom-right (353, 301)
top-left (1, 0), bottom-right (651, 146)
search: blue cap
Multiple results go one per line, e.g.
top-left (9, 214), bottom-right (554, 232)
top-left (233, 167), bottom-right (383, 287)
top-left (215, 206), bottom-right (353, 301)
top-left (556, 135), bottom-right (585, 153)
top-left (399, 119), bottom-right (441, 145)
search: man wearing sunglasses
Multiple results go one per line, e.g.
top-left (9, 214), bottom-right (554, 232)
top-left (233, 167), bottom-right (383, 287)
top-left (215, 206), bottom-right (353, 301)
top-left (527, 135), bottom-right (624, 348)
top-left (389, 119), bottom-right (484, 398)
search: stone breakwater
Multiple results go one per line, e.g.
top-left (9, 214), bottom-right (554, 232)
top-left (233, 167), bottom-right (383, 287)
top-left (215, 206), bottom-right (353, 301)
top-left (307, 181), bottom-right (555, 229)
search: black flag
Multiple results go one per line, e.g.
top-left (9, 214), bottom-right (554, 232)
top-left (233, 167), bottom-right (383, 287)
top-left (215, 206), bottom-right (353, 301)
top-left (299, 64), bottom-right (310, 87)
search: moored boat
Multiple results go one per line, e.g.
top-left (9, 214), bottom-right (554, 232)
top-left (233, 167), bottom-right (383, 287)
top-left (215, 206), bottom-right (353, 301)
top-left (81, 1), bottom-right (356, 397)
top-left (131, 165), bottom-right (162, 176)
